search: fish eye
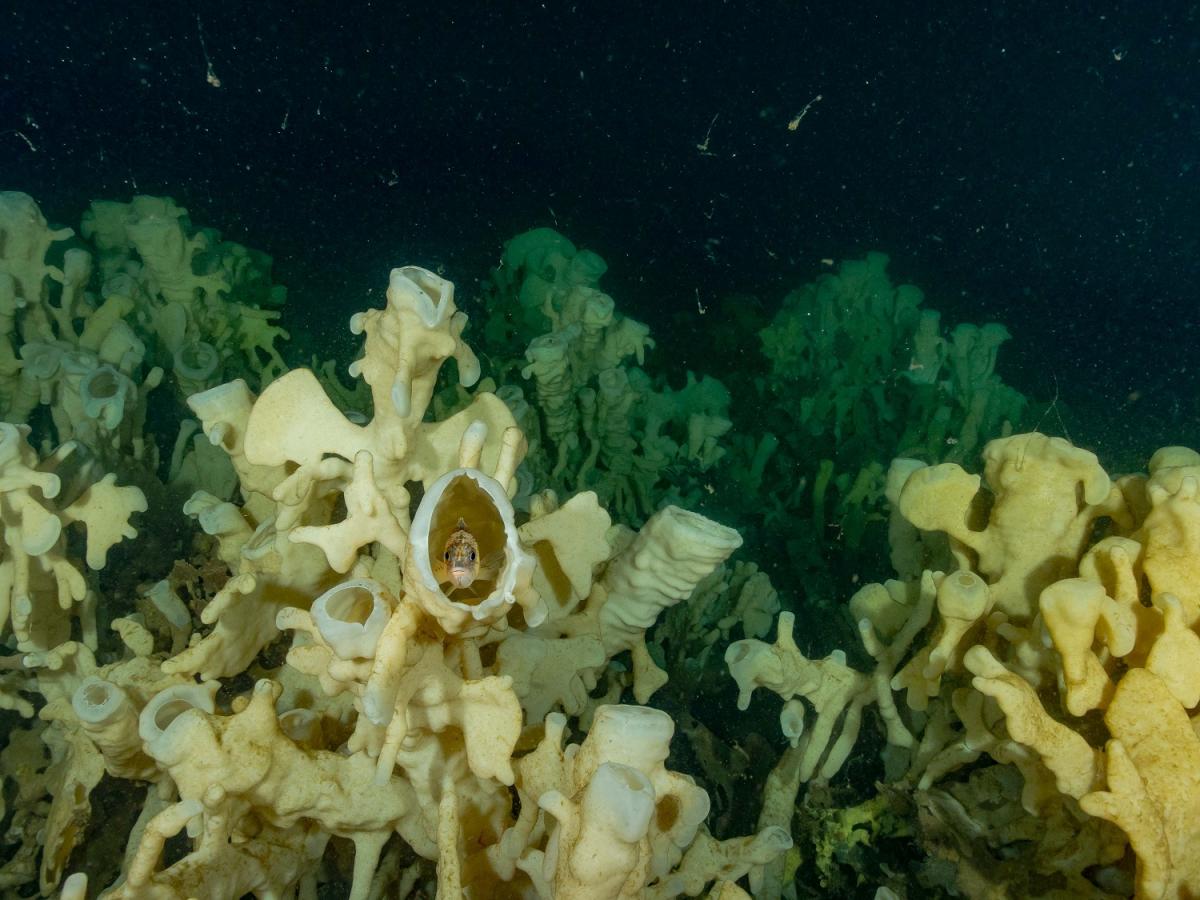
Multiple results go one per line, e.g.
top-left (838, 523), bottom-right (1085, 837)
top-left (469, 550), bottom-right (476, 561)
top-left (443, 551), bottom-right (450, 560)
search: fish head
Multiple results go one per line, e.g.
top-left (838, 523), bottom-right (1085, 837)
top-left (443, 528), bottom-right (479, 589)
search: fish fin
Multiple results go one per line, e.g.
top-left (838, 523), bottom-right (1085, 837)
top-left (477, 549), bottom-right (506, 580)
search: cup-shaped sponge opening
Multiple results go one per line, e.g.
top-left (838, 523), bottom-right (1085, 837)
top-left (311, 578), bottom-right (392, 660)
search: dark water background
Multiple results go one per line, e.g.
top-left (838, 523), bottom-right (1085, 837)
top-left (6, 0), bottom-right (1199, 467)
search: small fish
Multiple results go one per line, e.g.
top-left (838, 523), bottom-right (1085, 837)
top-left (439, 518), bottom-right (501, 593)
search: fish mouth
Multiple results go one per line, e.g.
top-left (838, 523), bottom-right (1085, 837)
top-left (448, 567), bottom-right (474, 589)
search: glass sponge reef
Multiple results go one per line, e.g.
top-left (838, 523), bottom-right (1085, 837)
top-left (1, 191), bottom-right (1193, 899)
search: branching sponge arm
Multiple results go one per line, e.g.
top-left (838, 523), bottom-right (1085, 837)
top-left (598, 505), bottom-right (742, 702)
